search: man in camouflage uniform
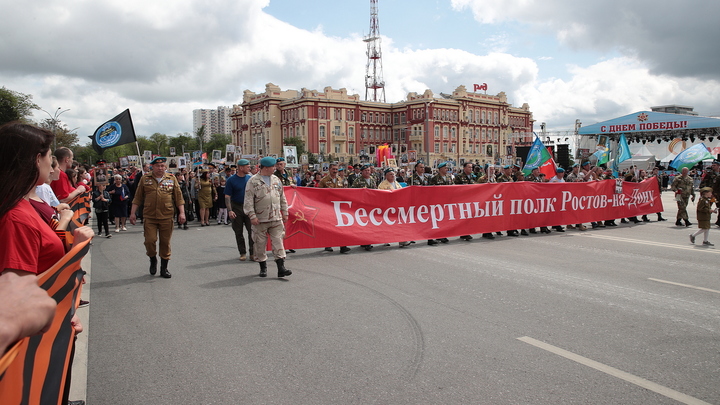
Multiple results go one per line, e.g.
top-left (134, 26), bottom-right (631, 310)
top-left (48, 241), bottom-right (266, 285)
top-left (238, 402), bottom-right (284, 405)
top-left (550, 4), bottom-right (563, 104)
top-left (453, 162), bottom-right (477, 240)
top-left (244, 156), bottom-right (291, 278)
top-left (497, 165), bottom-right (520, 236)
top-left (408, 163), bottom-right (430, 186)
top-left (318, 164), bottom-right (351, 253)
top-left (351, 164), bottom-right (377, 250)
top-left (273, 157), bottom-right (296, 186)
top-left (670, 167), bottom-right (695, 227)
top-left (700, 161), bottom-right (720, 226)
top-left (428, 162), bottom-right (452, 242)
top-left (524, 167), bottom-right (552, 234)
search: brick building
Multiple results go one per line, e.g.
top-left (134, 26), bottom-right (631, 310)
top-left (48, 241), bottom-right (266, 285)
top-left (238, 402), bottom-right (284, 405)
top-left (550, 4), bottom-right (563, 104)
top-left (231, 83), bottom-right (534, 167)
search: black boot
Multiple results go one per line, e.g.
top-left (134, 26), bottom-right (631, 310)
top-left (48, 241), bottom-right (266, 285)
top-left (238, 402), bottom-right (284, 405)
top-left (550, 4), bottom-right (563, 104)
top-left (276, 258), bottom-right (291, 278)
top-left (149, 256), bottom-right (157, 275)
top-left (259, 261), bottom-right (267, 277)
top-left (685, 219), bottom-right (692, 227)
top-left (642, 215), bottom-right (650, 222)
top-left (657, 214), bottom-right (666, 221)
top-left (160, 258), bottom-right (171, 278)
top-left (621, 218), bottom-right (629, 224)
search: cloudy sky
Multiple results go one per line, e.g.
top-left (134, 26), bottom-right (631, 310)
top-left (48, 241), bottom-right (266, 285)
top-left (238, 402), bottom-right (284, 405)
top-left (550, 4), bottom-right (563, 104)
top-left (2, 0), bottom-right (719, 144)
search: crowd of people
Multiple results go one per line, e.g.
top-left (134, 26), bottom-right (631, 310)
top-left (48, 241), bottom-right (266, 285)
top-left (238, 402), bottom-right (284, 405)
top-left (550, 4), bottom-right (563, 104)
top-left (4, 119), bottom-right (720, 404)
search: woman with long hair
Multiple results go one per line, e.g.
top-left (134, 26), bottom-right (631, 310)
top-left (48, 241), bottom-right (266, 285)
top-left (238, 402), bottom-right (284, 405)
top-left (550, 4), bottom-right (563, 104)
top-left (0, 123), bottom-right (94, 405)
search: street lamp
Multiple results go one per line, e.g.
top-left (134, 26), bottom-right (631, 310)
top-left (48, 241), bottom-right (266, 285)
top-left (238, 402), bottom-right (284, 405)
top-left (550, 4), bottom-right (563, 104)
top-left (40, 107), bottom-right (70, 150)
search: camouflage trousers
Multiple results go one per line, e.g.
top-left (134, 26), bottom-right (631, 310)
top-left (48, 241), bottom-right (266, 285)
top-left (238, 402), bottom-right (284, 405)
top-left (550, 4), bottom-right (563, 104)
top-left (252, 220), bottom-right (286, 262)
top-left (676, 195), bottom-right (690, 220)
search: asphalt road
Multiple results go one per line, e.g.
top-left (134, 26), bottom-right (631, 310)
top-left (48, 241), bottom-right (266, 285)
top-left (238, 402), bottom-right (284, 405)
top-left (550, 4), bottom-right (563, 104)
top-left (85, 191), bottom-right (720, 404)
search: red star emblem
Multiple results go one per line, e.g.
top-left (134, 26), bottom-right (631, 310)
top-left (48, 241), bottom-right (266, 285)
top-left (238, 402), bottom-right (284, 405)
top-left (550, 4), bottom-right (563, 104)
top-left (637, 113), bottom-right (648, 122)
top-left (285, 189), bottom-right (319, 239)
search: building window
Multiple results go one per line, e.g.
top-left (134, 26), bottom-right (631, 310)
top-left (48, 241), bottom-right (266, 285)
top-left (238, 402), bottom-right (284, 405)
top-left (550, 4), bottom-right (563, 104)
top-left (434, 126), bottom-right (440, 139)
top-left (361, 112), bottom-right (366, 122)
top-left (443, 127), bottom-right (449, 139)
top-left (349, 127), bottom-right (354, 139)
top-left (334, 126), bottom-right (341, 137)
top-left (451, 128), bottom-right (456, 139)
top-left (443, 143), bottom-right (448, 153)
top-left (481, 110), bottom-right (486, 124)
top-left (320, 143), bottom-right (326, 154)
top-left (349, 143), bottom-right (355, 154)
top-left (320, 126), bottom-right (326, 138)
top-left (335, 143), bottom-right (341, 154)
top-left (434, 142), bottom-right (440, 153)
top-left (494, 112), bottom-right (499, 125)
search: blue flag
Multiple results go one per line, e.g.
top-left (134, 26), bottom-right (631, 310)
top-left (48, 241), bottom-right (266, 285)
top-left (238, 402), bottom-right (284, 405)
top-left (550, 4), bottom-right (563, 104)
top-left (616, 134), bottom-right (632, 163)
top-left (522, 135), bottom-right (552, 175)
top-left (669, 143), bottom-right (713, 171)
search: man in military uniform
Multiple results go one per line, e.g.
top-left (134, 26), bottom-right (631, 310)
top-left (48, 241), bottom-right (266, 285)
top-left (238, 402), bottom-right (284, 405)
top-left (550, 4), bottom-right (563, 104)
top-left (670, 167), bottom-right (695, 227)
top-left (497, 165), bottom-right (520, 236)
top-left (273, 157), bottom-right (296, 186)
top-left (130, 157), bottom-right (186, 278)
top-left (244, 156), bottom-right (291, 278)
top-left (649, 167), bottom-right (667, 222)
top-left (347, 164), bottom-right (362, 186)
top-left (524, 167), bottom-right (552, 234)
top-left (429, 162), bottom-right (454, 242)
top-left (452, 162), bottom-right (478, 240)
top-left (408, 163), bottom-right (430, 186)
top-left (700, 161), bottom-right (720, 226)
top-left (318, 164), bottom-right (351, 253)
top-left (429, 162), bottom-right (453, 185)
top-left (351, 164), bottom-right (378, 189)
top-left (351, 164), bottom-right (377, 250)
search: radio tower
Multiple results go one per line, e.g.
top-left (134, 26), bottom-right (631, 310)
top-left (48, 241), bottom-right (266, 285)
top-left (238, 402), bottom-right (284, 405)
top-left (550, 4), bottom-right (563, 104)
top-left (364, 0), bottom-right (386, 102)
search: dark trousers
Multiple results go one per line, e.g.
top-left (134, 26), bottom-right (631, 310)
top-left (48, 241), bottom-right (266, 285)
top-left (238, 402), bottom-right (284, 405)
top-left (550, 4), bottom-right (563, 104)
top-left (96, 210), bottom-right (110, 235)
top-left (231, 201), bottom-right (253, 255)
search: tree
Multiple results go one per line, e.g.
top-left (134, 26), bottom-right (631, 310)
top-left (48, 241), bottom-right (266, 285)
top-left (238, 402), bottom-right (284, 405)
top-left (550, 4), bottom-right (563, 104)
top-left (169, 133), bottom-right (198, 154)
top-left (195, 125), bottom-right (206, 153)
top-left (0, 87), bottom-right (39, 125)
top-left (39, 118), bottom-right (78, 149)
top-left (149, 132), bottom-right (169, 156)
top-left (204, 133), bottom-right (232, 156)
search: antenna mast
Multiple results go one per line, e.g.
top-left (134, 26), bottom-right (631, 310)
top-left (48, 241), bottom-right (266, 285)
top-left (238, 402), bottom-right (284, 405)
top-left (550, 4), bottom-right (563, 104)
top-left (364, 0), bottom-right (386, 102)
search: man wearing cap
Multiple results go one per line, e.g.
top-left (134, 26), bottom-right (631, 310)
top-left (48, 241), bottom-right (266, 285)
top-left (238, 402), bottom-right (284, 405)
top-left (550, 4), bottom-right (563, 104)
top-left (130, 157), bottom-right (185, 278)
top-left (452, 163), bottom-right (479, 240)
top-left (428, 162), bottom-right (453, 242)
top-left (226, 159), bottom-right (254, 261)
top-left (700, 161), bottom-right (720, 226)
top-left (351, 164), bottom-right (378, 250)
top-left (347, 164), bottom-right (362, 186)
top-left (671, 167), bottom-right (695, 227)
top-left (317, 163), bottom-right (351, 253)
top-left (244, 156), bottom-right (291, 278)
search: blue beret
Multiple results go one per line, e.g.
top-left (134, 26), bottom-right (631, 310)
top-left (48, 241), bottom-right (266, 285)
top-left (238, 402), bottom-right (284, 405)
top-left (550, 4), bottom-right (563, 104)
top-left (503, 165), bottom-right (511, 169)
top-left (556, 168), bottom-right (565, 173)
top-left (438, 162), bottom-right (448, 169)
top-left (572, 163), bottom-right (579, 167)
top-left (150, 157), bottom-right (166, 164)
top-left (237, 159), bottom-right (250, 166)
top-left (260, 157), bottom-right (277, 167)
top-left (384, 168), bottom-right (396, 175)
top-left (338, 166), bottom-right (345, 171)
top-left (581, 161), bottom-right (590, 166)
top-left (712, 160), bottom-right (720, 165)
top-left (276, 157), bottom-right (285, 162)
top-left (361, 164), bottom-right (372, 170)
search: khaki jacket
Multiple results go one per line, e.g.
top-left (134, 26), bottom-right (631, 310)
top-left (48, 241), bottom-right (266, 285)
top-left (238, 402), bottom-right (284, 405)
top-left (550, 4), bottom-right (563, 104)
top-left (132, 172), bottom-right (185, 220)
top-left (244, 173), bottom-right (288, 222)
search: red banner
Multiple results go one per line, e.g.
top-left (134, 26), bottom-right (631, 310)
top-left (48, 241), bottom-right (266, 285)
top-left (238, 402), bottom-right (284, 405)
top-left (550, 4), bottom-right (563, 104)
top-left (284, 179), bottom-right (663, 249)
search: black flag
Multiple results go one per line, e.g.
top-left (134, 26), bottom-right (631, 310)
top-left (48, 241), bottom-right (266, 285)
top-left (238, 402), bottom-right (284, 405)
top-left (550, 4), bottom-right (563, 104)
top-left (90, 109), bottom-right (137, 154)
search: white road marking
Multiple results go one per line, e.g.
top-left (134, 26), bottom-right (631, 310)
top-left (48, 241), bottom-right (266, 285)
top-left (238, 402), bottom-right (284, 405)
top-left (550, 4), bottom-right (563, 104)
top-left (517, 336), bottom-right (713, 405)
top-left (648, 278), bottom-right (720, 295)
top-left (578, 233), bottom-right (720, 254)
